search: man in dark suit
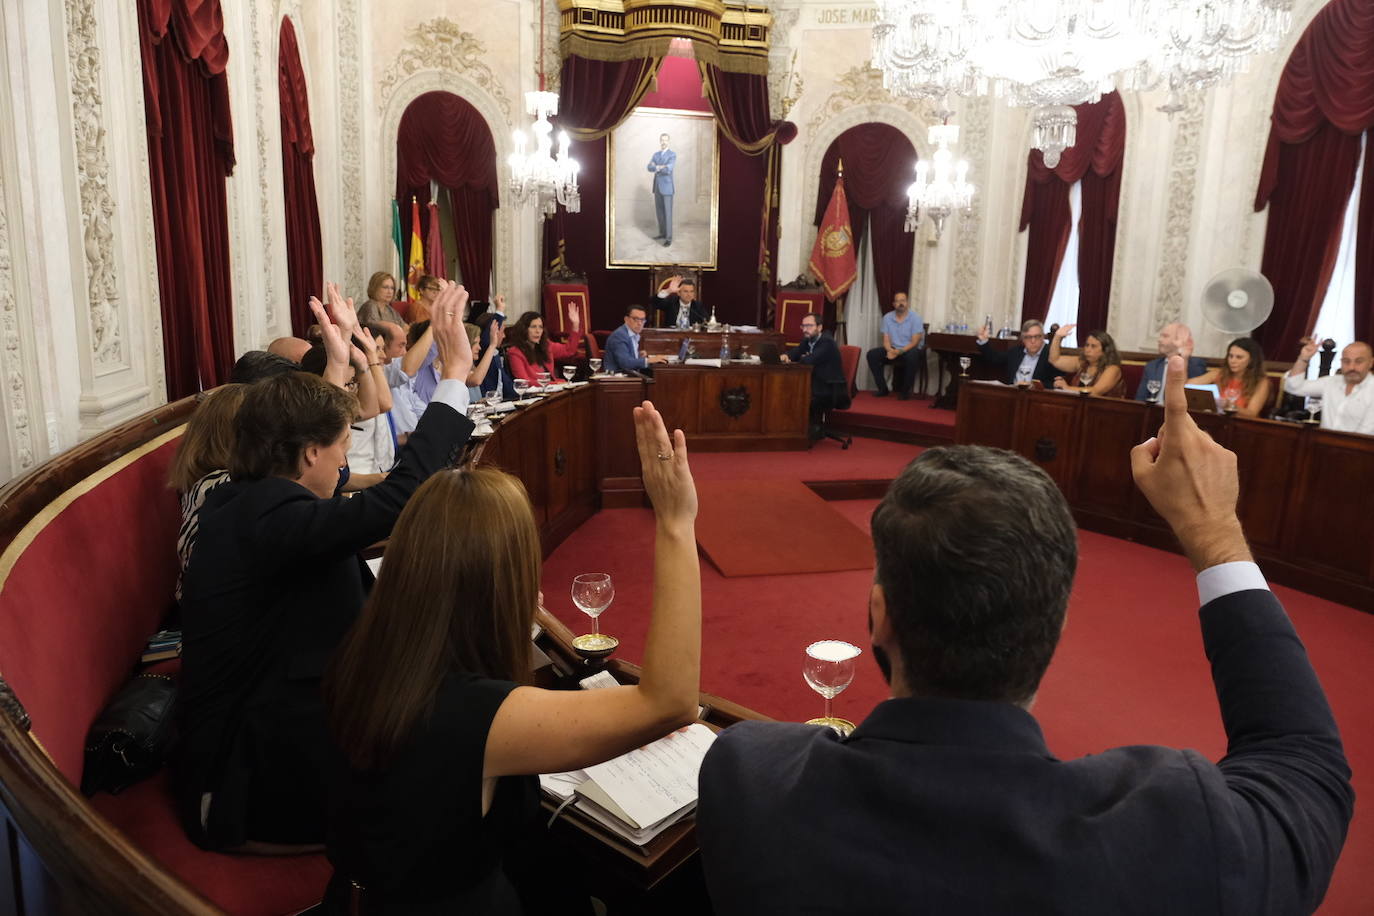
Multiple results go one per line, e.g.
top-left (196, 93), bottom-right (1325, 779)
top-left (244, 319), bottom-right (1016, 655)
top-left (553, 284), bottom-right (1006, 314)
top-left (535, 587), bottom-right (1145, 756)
top-left (647, 133), bottom-right (676, 247)
top-left (656, 276), bottom-right (709, 328)
top-left (784, 313), bottom-right (846, 432)
top-left (696, 356), bottom-right (1352, 915)
top-left (177, 283), bottom-right (477, 850)
top-left (974, 318), bottom-right (1063, 386)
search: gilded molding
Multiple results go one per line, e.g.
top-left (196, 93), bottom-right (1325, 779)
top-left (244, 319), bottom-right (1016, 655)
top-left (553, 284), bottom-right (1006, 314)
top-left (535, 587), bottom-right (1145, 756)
top-left (1152, 93), bottom-right (1205, 331)
top-left (804, 65), bottom-right (926, 138)
top-left (338, 0), bottom-right (366, 298)
top-left (63, 0), bottom-right (123, 368)
top-left (0, 168), bottom-right (35, 471)
top-left (377, 19), bottom-right (513, 122)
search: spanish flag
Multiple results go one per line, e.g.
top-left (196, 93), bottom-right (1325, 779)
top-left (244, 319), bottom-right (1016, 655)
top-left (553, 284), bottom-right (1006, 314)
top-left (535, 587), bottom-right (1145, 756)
top-left (406, 196), bottom-right (424, 301)
top-left (809, 174), bottom-right (857, 300)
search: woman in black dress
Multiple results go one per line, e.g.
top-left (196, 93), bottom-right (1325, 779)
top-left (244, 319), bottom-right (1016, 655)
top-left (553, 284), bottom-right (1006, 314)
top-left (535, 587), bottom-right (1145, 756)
top-left (322, 401), bottom-right (700, 913)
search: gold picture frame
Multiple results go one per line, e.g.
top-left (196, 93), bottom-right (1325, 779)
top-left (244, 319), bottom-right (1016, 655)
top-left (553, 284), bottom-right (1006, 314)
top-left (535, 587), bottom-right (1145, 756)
top-left (606, 107), bottom-right (719, 269)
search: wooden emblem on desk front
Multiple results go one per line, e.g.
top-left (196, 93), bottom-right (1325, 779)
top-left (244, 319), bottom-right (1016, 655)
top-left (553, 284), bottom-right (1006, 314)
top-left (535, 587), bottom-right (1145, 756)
top-left (719, 385), bottom-right (752, 418)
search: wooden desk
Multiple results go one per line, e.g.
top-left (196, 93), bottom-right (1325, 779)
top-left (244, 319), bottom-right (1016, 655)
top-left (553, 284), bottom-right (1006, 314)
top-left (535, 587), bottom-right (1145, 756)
top-left (928, 332), bottom-right (1016, 409)
top-left (652, 363), bottom-right (812, 451)
top-left (639, 328), bottom-right (786, 358)
top-left (955, 382), bottom-right (1374, 610)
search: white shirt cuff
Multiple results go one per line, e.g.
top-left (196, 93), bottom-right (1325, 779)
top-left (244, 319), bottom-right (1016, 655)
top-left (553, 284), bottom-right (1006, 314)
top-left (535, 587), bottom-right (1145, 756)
top-left (430, 378), bottom-right (471, 416)
top-left (1197, 561), bottom-right (1270, 606)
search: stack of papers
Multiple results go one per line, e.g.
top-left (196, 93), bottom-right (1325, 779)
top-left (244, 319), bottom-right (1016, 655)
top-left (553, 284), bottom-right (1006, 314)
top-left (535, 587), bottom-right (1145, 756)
top-left (685, 358), bottom-right (723, 367)
top-left (541, 723), bottom-right (717, 848)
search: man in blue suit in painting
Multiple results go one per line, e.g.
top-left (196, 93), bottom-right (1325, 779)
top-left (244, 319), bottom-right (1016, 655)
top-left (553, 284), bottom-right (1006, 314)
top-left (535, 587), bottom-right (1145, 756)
top-left (647, 133), bottom-right (676, 248)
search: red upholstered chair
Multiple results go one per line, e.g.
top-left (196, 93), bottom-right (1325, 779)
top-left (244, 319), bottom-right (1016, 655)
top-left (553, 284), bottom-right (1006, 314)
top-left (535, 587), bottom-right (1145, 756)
top-left (543, 283), bottom-right (599, 359)
top-left (1121, 361), bottom-right (1147, 401)
top-left (839, 344), bottom-right (861, 400)
top-left (816, 345), bottom-right (862, 450)
top-left (776, 289), bottom-right (828, 346)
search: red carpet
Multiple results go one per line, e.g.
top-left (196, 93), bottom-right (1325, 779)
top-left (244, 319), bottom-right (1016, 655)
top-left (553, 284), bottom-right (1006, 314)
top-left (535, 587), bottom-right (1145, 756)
top-left (688, 438), bottom-right (922, 480)
top-left (693, 480), bottom-right (873, 577)
top-left (830, 391), bottom-right (956, 442)
top-left (543, 468), bottom-right (1374, 913)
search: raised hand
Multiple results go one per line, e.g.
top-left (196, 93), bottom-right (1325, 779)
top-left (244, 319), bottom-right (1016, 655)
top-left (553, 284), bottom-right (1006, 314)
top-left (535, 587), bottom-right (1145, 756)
top-left (976, 324), bottom-right (990, 344)
top-left (1299, 337), bottom-right (1320, 361)
top-left (494, 294), bottom-right (506, 314)
top-left (430, 280), bottom-right (474, 382)
top-left (666, 275), bottom-right (683, 294)
top-left (634, 400), bottom-right (696, 529)
top-left (490, 321), bottom-right (506, 348)
top-left (309, 296), bottom-right (352, 389)
top-left (353, 325), bottom-right (379, 363)
top-left (568, 307), bottom-right (582, 332)
top-left (1130, 354), bottom-right (1249, 571)
top-left (1055, 323), bottom-right (1076, 339)
top-left (325, 282), bottom-right (360, 339)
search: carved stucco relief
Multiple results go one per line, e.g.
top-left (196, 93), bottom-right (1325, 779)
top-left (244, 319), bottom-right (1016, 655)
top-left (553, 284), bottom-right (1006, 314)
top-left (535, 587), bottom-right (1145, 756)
top-left (377, 26), bottom-right (516, 303)
top-left (949, 95), bottom-right (990, 326)
top-left (1152, 93), bottom-right (1205, 331)
top-left (767, 6), bottom-right (802, 118)
top-left (253, 0), bottom-right (276, 334)
top-left (0, 169), bottom-right (36, 471)
top-left (338, 0), bottom-right (366, 298)
top-left (63, 0), bottom-right (123, 368)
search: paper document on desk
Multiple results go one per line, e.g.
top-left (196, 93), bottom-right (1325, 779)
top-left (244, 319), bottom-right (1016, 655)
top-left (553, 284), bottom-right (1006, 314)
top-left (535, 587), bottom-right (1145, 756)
top-left (685, 358), bottom-right (723, 367)
top-left (578, 723), bottom-right (716, 830)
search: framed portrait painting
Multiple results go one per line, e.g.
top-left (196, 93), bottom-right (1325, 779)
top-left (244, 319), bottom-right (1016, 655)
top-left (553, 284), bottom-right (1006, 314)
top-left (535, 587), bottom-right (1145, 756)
top-left (607, 107), bottom-right (719, 268)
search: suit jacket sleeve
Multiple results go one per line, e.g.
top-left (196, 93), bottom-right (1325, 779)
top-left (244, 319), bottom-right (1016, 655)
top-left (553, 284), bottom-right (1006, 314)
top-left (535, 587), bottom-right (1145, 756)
top-left (662, 150), bottom-right (675, 175)
top-left (1196, 588), bottom-right (1352, 915)
top-left (977, 341), bottom-right (1010, 367)
top-left (606, 328), bottom-right (646, 371)
top-left (246, 401), bottom-right (475, 565)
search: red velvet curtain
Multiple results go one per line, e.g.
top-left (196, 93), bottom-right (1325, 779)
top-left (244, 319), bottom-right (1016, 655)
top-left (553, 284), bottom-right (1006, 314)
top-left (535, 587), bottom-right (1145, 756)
top-left (139, 0), bottom-right (236, 399)
top-left (558, 55), bottom-right (662, 141)
top-left (816, 124), bottom-right (916, 310)
top-left (1255, 0), bottom-right (1374, 358)
top-left (395, 92), bottom-right (498, 298)
top-left (277, 17), bottom-right (322, 336)
top-left (1019, 92), bottom-right (1126, 329)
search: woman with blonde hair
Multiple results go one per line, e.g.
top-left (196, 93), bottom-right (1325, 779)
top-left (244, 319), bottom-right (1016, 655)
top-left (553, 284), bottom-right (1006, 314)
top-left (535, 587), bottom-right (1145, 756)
top-left (167, 383), bottom-right (249, 597)
top-left (357, 271), bottom-right (404, 327)
top-left (1048, 325), bottom-right (1125, 397)
top-left (321, 402), bottom-right (699, 913)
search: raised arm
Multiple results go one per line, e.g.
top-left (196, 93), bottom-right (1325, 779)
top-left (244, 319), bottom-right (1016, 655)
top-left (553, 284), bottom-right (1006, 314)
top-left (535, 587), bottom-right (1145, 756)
top-left (467, 322), bottom-right (503, 387)
top-left (484, 402), bottom-right (700, 776)
top-left (355, 326), bottom-right (393, 414)
top-left (401, 324), bottom-right (435, 378)
top-left (1047, 324), bottom-right (1079, 373)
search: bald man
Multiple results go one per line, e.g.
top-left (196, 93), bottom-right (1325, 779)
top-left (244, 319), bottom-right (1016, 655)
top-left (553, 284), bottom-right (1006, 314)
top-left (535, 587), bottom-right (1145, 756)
top-left (1285, 340), bottom-right (1374, 435)
top-left (1134, 323), bottom-right (1208, 401)
top-left (267, 336), bottom-right (311, 364)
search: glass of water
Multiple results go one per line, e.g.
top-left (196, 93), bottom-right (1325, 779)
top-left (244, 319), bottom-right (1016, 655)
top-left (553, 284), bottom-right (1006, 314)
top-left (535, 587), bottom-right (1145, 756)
top-left (563, 365), bottom-right (577, 383)
top-left (484, 387), bottom-right (502, 410)
top-left (513, 378), bottom-right (530, 399)
top-left (572, 573), bottom-right (614, 649)
top-left (1305, 396), bottom-right (1323, 424)
top-left (1146, 379), bottom-right (1161, 403)
top-left (588, 358), bottom-right (603, 375)
top-left (803, 640), bottom-right (861, 735)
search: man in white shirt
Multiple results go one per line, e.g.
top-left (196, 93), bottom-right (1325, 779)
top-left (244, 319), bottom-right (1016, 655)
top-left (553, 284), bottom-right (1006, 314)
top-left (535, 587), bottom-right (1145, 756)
top-left (1284, 339), bottom-right (1374, 435)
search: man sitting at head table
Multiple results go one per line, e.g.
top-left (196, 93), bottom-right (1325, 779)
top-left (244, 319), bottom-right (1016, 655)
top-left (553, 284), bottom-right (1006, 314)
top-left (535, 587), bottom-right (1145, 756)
top-left (782, 313), bottom-right (844, 406)
top-left (656, 275), bottom-right (709, 328)
top-left (864, 292), bottom-right (925, 399)
top-left (974, 318), bottom-right (1063, 387)
top-left (1135, 322), bottom-right (1209, 401)
top-left (696, 355), bottom-right (1352, 915)
top-left (1285, 339), bottom-right (1374, 435)
top-left (603, 305), bottom-right (669, 374)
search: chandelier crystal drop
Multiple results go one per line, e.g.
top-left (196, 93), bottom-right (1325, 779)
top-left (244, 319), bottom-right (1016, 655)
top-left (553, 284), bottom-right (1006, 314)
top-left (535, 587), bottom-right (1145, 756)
top-left (906, 123), bottom-right (975, 241)
top-left (507, 90), bottom-right (581, 217)
top-left (873, 0), bottom-right (1294, 157)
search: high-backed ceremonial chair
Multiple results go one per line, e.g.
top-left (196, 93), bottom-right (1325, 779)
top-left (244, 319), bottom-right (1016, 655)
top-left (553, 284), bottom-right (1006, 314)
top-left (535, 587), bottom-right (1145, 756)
top-left (776, 289), bottom-right (827, 346)
top-left (652, 266), bottom-right (701, 327)
top-left (815, 345), bottom-right (861, 450)
top-left (543, 282), bottom-right (599, 359)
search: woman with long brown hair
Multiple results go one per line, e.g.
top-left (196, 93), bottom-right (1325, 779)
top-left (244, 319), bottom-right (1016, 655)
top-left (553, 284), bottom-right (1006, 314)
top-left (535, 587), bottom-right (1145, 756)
top-left (504, 309), bottom-right (583, 384)
top-left (1048, 325), bottom-right (1125, 397)
top-left (1188, 336), bottom-right (1271, 418)
top-left (321, 401), bottom-right (699, 913)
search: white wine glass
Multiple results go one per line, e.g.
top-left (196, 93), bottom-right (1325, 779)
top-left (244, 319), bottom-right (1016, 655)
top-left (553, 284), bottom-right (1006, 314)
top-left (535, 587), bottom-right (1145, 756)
top-left (1146, 379), bottom-right (1161, 403)
top-left (588, 358), bottom-right (603, 375)
top-left (1306, 396), bottom-right (1323, 424)
top-left (563, 365), bottom-right (577, 383)
top-left (803, 640), bottom-right (861, 735)
top-left (572, 573), bottom-right (615, 650)
top-left (958, 356), bottom-right (972, 377)
top-left (512, 378), bottom-right (530, 399)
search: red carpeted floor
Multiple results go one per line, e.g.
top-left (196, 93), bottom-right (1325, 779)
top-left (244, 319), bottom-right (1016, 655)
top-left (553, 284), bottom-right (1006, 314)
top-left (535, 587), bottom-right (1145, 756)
top-left (693, 480), bottom-right (873, 576)
top-left (830, 391), bottom-right (957, 441)
top-left (688, 438), bottom-right (922, 480)
top-left (543, 483), bottom-right (1374, 913)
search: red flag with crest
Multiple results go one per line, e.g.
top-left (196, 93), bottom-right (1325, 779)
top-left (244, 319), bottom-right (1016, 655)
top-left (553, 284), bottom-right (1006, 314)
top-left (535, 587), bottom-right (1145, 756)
top-left (809, 175), bottom-right (857, 299)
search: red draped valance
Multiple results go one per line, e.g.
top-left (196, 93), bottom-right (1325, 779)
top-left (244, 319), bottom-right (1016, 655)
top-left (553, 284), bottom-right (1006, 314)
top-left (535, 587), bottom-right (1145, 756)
top-left (395, 91), bottom-right (499, 209)
top-left (139, 0), bottom-right (230, 74)
top-left (1020, 93), bottom-right (1126, 229)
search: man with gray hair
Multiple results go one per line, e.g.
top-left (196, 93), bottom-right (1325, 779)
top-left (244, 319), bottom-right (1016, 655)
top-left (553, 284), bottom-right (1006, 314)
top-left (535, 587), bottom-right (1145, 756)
top-left (697, 356), bottom-right (1352, 914)
top-left (1135, 322), bottom-right (1208, 401)
top-left (974, 318), bottom-right (1062, 387)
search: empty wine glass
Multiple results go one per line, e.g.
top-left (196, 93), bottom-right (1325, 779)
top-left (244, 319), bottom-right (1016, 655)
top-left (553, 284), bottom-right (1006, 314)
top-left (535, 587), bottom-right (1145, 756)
top-left (572, 573), bottom-right (614, 649)
top-left (1306, 396), bottom-right (1323, 424)
top-left (958, 356), bottom-right (972, 377)
top-left (588, 358), bottom-right (603, 375)
top-left (484, 387), bottom-right (503, 410)
top-left (803, 640), bottom-right (861, 735)
top-left (1146, 379), bottom-right (1161, 403)
top-left (512, 378), bottom-right (531, 399)
top-left (563, 365), bottom-right (577, 382)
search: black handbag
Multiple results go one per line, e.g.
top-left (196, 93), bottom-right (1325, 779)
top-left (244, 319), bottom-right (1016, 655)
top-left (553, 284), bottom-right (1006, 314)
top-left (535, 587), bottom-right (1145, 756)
top-left (81, 672), bottom-right (178, 796)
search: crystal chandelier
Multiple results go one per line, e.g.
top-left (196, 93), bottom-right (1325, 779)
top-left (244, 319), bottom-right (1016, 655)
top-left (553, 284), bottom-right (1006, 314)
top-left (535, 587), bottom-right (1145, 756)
top-left (508, 90), bottom-right (581, 216)
top-left (873, 0), bottom-right (1294, 162)
top-left (906, 122), bottom-right (975, 241)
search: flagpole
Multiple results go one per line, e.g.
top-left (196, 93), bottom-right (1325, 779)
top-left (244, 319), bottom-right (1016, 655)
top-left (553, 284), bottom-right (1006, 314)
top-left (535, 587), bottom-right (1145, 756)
top-left (835, 158), bottom-right (846, 342)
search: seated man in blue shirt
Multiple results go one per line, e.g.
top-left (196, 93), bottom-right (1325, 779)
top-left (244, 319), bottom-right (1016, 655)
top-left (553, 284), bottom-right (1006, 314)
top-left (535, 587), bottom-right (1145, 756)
top-left (602, 305), bottom-right (669, 374)
top-left (1135, 322), bottom-right (1208, 401)
top-left (865, 292), bottom-right (924, 399)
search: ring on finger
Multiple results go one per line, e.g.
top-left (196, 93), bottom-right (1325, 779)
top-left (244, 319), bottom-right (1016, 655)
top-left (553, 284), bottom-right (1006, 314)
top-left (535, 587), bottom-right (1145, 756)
top-left (656, 452), bottom-right (672, 461)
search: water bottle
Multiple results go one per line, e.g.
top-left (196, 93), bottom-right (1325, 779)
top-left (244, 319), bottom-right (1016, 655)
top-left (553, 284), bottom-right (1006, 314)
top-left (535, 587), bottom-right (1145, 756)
top-left (719, 334), bottom-right (730, 362)
top-left (984, 314), bottom-right (993, 333)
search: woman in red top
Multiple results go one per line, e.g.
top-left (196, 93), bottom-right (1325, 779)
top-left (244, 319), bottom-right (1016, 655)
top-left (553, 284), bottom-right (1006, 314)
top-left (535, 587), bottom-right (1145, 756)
top-left (504, 310), bottom-right (583, 383)
top-left (1188, 336), bottom-right (1271, 418)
